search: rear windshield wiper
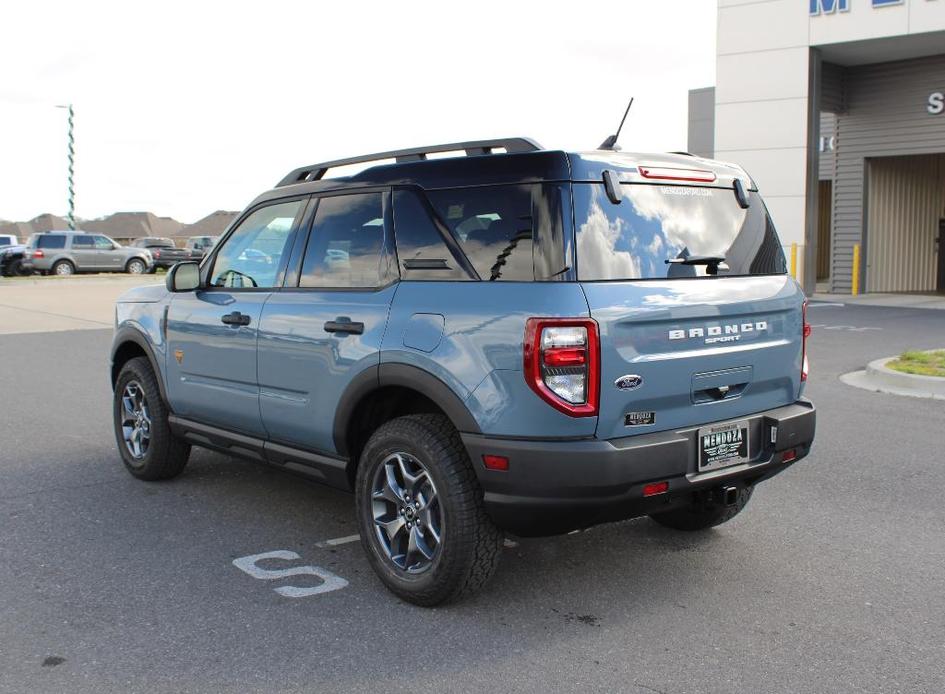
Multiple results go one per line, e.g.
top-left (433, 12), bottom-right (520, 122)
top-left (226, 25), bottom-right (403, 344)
top-left (665, 255), bottom-right (729, 275)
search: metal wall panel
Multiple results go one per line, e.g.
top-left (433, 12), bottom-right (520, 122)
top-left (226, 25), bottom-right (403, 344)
top-left (687, 87), bottom-right (716, 158)
top-left (866, 155), bottom-right (945, 293)
top-left (830, 53), bottom-right (945, 293)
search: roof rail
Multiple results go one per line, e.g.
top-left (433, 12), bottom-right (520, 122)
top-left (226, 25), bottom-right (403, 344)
top-left (276, 137), bottom-right (543, 188)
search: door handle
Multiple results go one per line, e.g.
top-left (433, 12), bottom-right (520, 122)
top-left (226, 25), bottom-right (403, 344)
top-left (221, 311), bottom-right (251, 327)
top-left (324, 317), bottom-right (364, 335)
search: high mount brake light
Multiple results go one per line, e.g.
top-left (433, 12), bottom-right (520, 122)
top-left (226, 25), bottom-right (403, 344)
top-left (524, 318), bottom-right (599, 417)
top-left (639, 165), bottom-right (717, 183)
top-left (801, 301), bottom-right (811, 382)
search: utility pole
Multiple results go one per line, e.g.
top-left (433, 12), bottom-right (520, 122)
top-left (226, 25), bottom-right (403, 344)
top-left (55, 104), bottom-right (76, 230)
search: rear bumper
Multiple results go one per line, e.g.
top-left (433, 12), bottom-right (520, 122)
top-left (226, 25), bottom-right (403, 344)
top-left (461, 399), bottom-right (815, 536)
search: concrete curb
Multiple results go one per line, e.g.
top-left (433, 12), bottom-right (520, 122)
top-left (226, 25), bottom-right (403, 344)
top-left (841, 354), bottom-right (945, 401)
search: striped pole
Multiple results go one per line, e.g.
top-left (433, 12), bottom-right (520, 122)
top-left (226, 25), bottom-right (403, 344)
top-left (56, 104), bottom-right (76, 230)
top-left (65, 104), bottom-right (75, 230)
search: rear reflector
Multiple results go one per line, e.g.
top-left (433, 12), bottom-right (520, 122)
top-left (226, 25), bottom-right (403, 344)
top-left (643, 481), bottom-right (669, 497)
top-left (782, 449), bottom-right (797, 463)
top-left (482, 455), bottom-right (510, 471)
top-left (639, 165), bottom-right (717, 183)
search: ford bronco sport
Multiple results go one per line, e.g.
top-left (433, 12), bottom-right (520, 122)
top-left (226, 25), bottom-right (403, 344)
top-left (110, 137), bottom-right (816, 606)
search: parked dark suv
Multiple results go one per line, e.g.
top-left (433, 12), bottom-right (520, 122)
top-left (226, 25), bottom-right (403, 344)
top-left (110, 138), bottom-right (816, 605)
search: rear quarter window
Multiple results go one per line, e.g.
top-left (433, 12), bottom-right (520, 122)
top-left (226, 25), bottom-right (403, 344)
top-left (36, 235), bottom-right (67, 250)
top-left (426, 185), bottom-right (535, 281)
top-left (574, 183), bottom-right (787, 281)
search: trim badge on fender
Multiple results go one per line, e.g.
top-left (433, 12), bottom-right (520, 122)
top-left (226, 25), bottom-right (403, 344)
top-left (615, 374), bottom-right (643, 391)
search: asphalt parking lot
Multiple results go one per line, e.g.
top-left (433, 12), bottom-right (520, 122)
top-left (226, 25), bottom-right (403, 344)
top-left (1, 283), bottom-right (944, 693)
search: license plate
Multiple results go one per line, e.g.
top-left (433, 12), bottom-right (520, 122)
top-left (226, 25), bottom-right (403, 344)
top-left (698, 421), bottom-right (750, 471)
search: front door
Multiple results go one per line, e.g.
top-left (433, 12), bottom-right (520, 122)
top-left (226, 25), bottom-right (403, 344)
top-left (165, 198), bottom-right (307, 437)
top-left (258, 191), bottom-right (396, 454)
top-left (94, 235), bottom-right (125, 271)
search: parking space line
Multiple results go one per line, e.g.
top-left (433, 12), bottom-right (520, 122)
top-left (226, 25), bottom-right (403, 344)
top-left (315, 534), bottom-right (361, 548)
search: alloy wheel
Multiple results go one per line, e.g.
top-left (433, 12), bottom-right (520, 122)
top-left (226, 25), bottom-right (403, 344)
top-left (370, 452), bottom-right (442, 573)
top-left (120, 381), bottom-right (152, 459)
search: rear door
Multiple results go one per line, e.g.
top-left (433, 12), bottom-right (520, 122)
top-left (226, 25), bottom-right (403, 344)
top-left (165, 198), bottom-right (307, 437)
top-left (70, 234), bottom-right (100, 270)
top-left (257, 190), bottom-right (397, 454)
top-left (572, 180), bottom-right (804, 441)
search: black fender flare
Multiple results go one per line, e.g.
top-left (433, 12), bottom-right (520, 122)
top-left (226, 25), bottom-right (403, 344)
top-left (331, 362), bottom-right (482, 457)
top-left (110, 326), bottom-right (169, 404)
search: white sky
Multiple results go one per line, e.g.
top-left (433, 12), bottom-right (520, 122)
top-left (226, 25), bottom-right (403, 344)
top-left (0, 0), bottom-right (717, 224)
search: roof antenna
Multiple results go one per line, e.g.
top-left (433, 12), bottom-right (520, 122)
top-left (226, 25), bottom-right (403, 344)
top-left (598, 98), bottom-right (634, 151)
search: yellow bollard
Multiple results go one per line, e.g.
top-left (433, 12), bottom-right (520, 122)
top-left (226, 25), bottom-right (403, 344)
top-left (790, 243), bottom-right (798, 280)
top-left (851, 244), bottom-right (861, 296)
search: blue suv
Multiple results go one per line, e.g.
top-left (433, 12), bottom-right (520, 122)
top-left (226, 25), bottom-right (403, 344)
top-left (110, 138), bottom-right (816, 605)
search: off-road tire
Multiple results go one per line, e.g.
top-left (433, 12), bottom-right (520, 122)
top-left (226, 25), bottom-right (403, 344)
top-left (649, 485), bottom-right (754, 531)
top-left (355, 414), bottom-right (503, 606)
top-left (52, 260), bottom-right (74, 276)
top-left (113, 356), bottom-right (190, 480)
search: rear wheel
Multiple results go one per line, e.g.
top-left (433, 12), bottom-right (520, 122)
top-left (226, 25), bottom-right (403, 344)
top-left (649, 485), bottom-right (754, 531)
top-left (355, 414), bottom-right (502, 606)
top-left (113, 356), bottom-right (190, 480)
top-left (52, 260), bottom-right (74, 276)
top-left (9, 259), bottom-right (30, 276)
top-left (126, 258), bottom-right (146, 274)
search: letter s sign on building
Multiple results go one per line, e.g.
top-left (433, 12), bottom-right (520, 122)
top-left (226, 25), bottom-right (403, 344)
top-left (930, 93), bottom-right (945, 116)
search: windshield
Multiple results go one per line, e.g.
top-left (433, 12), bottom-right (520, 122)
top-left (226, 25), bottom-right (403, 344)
top-left (574, 183), bottom-right (787, 281)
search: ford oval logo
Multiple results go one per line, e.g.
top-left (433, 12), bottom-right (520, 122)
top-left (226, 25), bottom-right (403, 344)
top-left (615, 375), bottom-right (643, 391)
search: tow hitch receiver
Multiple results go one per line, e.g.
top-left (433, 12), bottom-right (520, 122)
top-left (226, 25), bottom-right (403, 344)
top-left (722, 486), bottom-right (739, 507)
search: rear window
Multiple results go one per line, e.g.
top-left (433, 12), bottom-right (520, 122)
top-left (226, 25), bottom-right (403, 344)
top-left (574, 183), bottom-right (787, 281)
top-left (35, 234), bottom-right (66, 249)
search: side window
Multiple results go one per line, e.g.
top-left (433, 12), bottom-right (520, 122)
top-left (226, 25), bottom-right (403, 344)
top-left (37, 235), bottom-right (66, 249)
top-left (392, 189), bottom-right (470, 280)
top-left (72, 235), bottom-right (95, 248)
top-left (425, 185), bottom-right (535, 281)
top-left (299, 193), bottom-right (387, 288)
top-left (93, 236), bottom-right (114, 250)
top-left (210, 199), bottom-right (303, 288)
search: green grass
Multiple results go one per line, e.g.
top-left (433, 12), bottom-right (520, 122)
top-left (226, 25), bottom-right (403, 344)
top-left (887, 350), bottom-right (945, 378)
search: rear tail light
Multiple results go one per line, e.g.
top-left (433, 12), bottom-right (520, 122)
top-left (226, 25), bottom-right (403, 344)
top-left (32, 249), bottom-right (44, 258)
top-left (524, 318), bottom-right (599, 417)
top-left (153, 250), bottom-right (161, 258)
top-left (801, 301), bottom-right (811, 382)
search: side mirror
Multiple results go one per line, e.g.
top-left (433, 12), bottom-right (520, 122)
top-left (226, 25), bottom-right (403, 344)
top-left (166, 261), bottom-right (201, 292)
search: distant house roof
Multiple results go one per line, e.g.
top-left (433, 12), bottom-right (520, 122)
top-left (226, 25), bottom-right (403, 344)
top-left (83, 212), bottom-right (183, 240)
top-left (174, 210), bottom-right (238, 238)
top-left (0, 209), bottom-right (238, 244)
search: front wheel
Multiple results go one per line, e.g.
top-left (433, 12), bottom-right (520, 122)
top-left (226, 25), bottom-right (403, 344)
top-left (113, 356), bottom-right (190, 480)
top-left (355, 414), bottom-right (503, 606)
top-left (649, 485), bottom-right (754, 531)
top-left (126, 258), bottom-right (147, 274)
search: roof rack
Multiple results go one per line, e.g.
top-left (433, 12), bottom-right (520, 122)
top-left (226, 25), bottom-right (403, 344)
top-left (276, 137), bottom-right (543, 188)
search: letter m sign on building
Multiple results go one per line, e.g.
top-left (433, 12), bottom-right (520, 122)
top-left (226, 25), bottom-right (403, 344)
top-left (810, 0), bottom-right (849, 15)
